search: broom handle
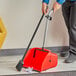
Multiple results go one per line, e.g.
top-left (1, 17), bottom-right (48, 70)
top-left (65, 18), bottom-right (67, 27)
top-left (22, 14), bottom-right (44, 61)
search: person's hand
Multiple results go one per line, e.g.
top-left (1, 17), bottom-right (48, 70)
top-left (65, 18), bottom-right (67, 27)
top-left (42, 2), bottom-right (48, 14)
top-left (53, 2), bottom-right (61, 13)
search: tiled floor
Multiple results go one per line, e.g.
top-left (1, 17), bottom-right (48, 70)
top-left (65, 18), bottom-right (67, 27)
top-left (0, 55), bottom-right (76, 75)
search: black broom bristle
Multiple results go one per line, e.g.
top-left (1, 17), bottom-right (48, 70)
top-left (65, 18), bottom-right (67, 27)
top-left (16, 60), bottom-right (24, 71)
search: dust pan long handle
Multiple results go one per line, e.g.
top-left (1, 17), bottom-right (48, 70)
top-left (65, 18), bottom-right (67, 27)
top-left (42, 9), bottom-right (53, 50)
top-left (42, 18), bottom-right (49, 50)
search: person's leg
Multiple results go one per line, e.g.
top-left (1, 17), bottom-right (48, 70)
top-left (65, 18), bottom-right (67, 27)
top-left (64, 1), bottom-right (76, 63)
top-left (60, 1), bottom-right (71, 57)
top-left (69, 1), bottom-right (76, 54)
top-left (62, 1), bottom-right (71, 34)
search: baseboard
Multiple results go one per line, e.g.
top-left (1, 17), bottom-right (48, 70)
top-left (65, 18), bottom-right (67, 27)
top-left (0, 46), bottom-right (69, 56)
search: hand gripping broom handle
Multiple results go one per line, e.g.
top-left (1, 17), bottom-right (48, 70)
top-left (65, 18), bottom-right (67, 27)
top-left (16, 7), bottom-right (53, 71)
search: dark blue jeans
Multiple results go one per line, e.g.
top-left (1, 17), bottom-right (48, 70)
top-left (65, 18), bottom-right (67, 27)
top-left (62, 1), bottom-right (76, 54)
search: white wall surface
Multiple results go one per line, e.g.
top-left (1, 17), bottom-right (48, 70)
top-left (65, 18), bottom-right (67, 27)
top-left (0, 0), bottom-right (69, 49)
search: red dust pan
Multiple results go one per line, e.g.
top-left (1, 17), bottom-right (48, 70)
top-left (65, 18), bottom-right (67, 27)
top-left (23, 47), bottom-right (58, 72)
top-left (16, 9), bottom-right (58, 72)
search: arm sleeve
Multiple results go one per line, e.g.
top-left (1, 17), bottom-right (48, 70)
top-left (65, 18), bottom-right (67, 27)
top-left (42, 0), bottom-right (49, 4)
top-left (56, 0), bottom-right (65, 4)
top-left (42, 0), bottom-right (65, 5)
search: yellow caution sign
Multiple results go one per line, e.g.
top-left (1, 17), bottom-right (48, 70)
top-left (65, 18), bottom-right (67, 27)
top-left (0, 18), bottom-right (7, 48)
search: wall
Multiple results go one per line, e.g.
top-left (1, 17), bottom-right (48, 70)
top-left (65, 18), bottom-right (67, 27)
top-left (0, 0), bottom-right (69, 49)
